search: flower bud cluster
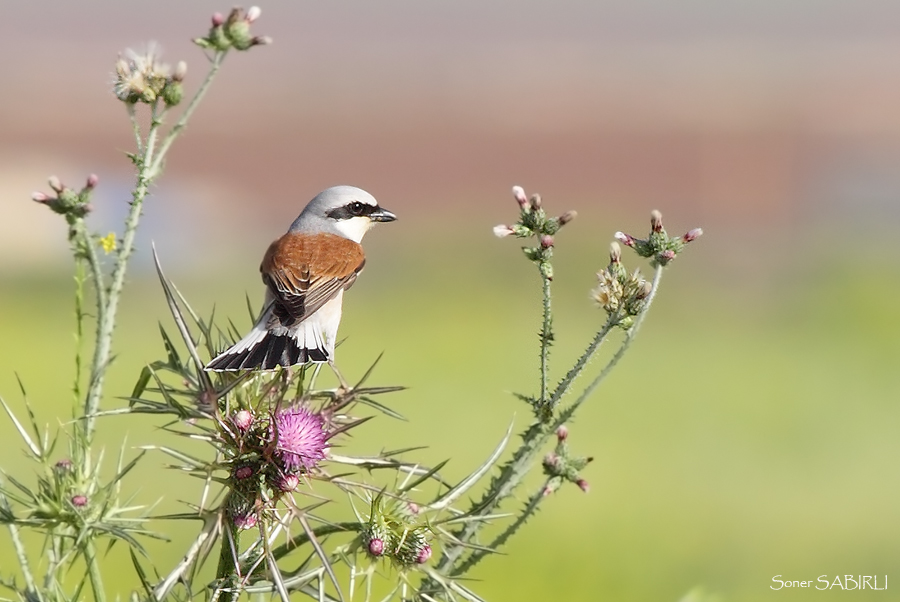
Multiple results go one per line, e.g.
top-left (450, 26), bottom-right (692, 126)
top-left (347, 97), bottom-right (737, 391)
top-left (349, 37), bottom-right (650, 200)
top-left (493, 185), bottom-right (577, 279)
top-left (194, 6), bottom-right (271, 52)
top-left (614, 209), bottom-right (702, 267)
top-left (541, 424), bottom-right (593, 496)
top-left (359, 495), bottom-right (432, 568)
top-left (220, 403), bottom-right (330, 529)
top-left (32, 174), bottom-right (97, 226)
top-left (114, 46), bottom-right (186, 106)
top-left (591, 243), bottom-right (652, 328)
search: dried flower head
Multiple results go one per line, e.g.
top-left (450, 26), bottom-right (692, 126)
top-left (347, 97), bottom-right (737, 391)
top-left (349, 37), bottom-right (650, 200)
top-left (272, 405), bottom-right (328, 472)
top-left (113, 45), bottom-right (170, 103)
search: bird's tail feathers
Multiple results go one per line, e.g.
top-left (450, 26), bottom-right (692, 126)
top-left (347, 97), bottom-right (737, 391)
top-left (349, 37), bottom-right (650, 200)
top-left (205, 316), bottom-right (330, 372)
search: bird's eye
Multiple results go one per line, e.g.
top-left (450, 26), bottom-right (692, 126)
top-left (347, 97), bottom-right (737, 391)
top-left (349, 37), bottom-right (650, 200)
top-left (349, 201), bottom-right (365, 216)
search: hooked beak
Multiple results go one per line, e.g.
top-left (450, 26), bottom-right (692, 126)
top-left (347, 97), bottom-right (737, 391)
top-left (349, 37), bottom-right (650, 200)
top-left (370, 206), bottom-right (397, 222)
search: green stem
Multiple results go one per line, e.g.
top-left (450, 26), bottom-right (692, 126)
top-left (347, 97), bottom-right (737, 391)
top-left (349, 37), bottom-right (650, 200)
top-left (0, 487), bottom-right (40, 602)
top-left (433, 267), bottom-right (665, 579)
top-left (85, 541), bottom-right (106, 602)
top-left (148, 51), bottom-right (226, 179)
top-left (127, 104), bottom-right (143, 155)
top-left (555, 265), bottom-right (663, 427)
top-left (451, 478), bottom-right (551, 576)
top-left (82, 52), bottom-right (227, 441)
top-left (538, 262), bottom-right (552, 407)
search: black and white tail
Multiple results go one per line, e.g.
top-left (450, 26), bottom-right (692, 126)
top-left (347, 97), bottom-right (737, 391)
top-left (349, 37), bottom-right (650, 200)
top-left (205, 305), bottom-right (330, 371)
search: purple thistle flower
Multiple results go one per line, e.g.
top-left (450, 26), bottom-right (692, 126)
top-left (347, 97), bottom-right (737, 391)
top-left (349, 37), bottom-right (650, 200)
top-left (275, 473), bottom-right (299, 492)
top-left (273, 405), bottom-right (328, 471)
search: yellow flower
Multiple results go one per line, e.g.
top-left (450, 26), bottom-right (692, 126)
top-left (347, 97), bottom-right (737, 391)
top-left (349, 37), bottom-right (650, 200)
top-left (99, 232), bottom-right (117, 254)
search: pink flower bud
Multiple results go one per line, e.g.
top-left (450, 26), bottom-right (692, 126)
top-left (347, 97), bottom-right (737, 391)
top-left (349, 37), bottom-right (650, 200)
top-left (48, 176), bottom-right (63, 193)
top-left (71, 495), bottom-right (88, 507)
top-left (246, 6), bottom-right (261, 22)
top-left (234, 465), bottom-right (253, 480)
top-left (576, 479), bottom-right (590, 493)
top-left (542, 484), bottom-right (554, 497)
top-left (659, 249), bottom-right (676, 262)
top-left (85, 174), bottom-right (99, 190)
top-left (493, 224), bottom-right (515, 238)
top-left (211, 12), bottom-right (225, 26)
top-left (233, 512), bottom-right (257, 530)
top-left (407, 502), bottom-right (420, 515)
top-left (556, 425), bottom-right (568, 442)
top-left (529, 193), bottom-right (542, 210)
top-left (512, 185), bottom-right (528, 209)
top-left (416, 544), bottom-right (432, 564)
top-left (368, 537), bottom-right (385, 556)
top-left (682, 228), bottom-right (703, 243)
top-left (32, 192), bottom-right (51, 203)
top-left (277, 473), bottom-right (299, 492)
top-left (55, 458), bottom-right (73, 471)
top-left (232, 410), bottom-right (253, 431)
top-left (614, 231), bottom-right (635, 247)
top-left (540, 235), bottom-right (554, 249)
top-left (650, 210), bottom-right (663, 233)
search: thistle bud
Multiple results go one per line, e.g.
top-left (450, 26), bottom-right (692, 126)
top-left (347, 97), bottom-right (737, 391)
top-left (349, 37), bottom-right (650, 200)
top-left (85, 174), bottom-right (99, 190)
top-left (234, 465), bottom-right (254, 480)
top-left (543, 452), bottom-right (561, 472)
top-left (556, 425), bottom-right (568, 442)
top-left (576, 479), bottom-right (590, 493)
top-left (493, 224), bottom-right (515, 238)
top-left (368, 537), bottom-right (385, 556)
top-left (32, 192), bottom-right (51, 203)
top-left (659, 249), bottom-right (676, 263)
top-left (650, 209), bottom-right (663, 233)
top-left (48, 176), bottom-right (63, 193)
top-left (614, 231), bottom-right (635, 247)
top-left (246, 6), bottom-right (262, 22)
top-left (276, 473), bottom-right (299, 492)
top-left (540, 234), bottom-right (554, 249)
top-left (416, 544), bottom-right (432, 564)
top-left (232, 511), bottom-right (258, 530)
top-left (232, 410), bottom-right (253, 432)
top-left (162, 81), bottom-right (183, 107)
top-left (211, 12), bottom-right (225, 26)
top-left (529, 193), bottom-right (542, 210)
top-left (609, 242), bottom-right (621, 263)
top-left (172, 61), bottom-right (187, 82)
top-left (250, 35), bottom-right (273, 47)
top-left (512, 185), bottom-right (528, 209)
top-left (682, 227), bottom-right (703, 243)
top-left (71, 495), bottom-right (88, 507)
top-left (558, 210), bottom-right (577, 225)
top-left (55, 458), bottom-right (73, 471)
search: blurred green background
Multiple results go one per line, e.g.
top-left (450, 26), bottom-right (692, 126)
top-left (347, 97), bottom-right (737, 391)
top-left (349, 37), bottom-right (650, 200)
top-left (2, 2), bottom-right (900, 601)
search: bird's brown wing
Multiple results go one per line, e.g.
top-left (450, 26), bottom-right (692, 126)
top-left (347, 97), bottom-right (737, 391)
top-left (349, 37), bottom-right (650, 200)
top-left (260, 232), bottom-right (366, 326)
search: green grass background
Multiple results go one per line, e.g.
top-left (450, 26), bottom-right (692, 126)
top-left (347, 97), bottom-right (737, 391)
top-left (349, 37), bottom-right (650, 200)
top-left (0, 221), bottom-right (898, 601)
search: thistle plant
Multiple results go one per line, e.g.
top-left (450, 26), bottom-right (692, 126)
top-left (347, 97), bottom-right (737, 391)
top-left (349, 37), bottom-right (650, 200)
top-left (0, 6), bottom-right (702, 602)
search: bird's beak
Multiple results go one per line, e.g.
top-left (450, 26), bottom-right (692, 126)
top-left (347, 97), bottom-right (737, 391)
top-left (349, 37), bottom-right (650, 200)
top-left (370, 206), bottom-right (397, 222)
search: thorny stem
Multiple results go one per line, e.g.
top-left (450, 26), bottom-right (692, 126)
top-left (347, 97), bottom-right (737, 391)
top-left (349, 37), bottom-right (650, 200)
top-left (432, 266), bottom-right (665, 581)
top-left (85, 541), bottom-right (107, 602)
top-left (149, 51), bottom-right (225, 178)
top-left (451, 478), bottom-right (552, 576)
top-left (538, 261), bottom-right (552, 410)
top-left (0, 487), bottom-right (40, 602)
top-left (556, 265), bottom-right (663, 427)
top-left (82, 52), bottom-right (227, 442)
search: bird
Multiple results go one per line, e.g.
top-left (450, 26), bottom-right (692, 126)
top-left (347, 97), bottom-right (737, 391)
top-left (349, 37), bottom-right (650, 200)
top-left (205, 185), bottom-right (396, 372)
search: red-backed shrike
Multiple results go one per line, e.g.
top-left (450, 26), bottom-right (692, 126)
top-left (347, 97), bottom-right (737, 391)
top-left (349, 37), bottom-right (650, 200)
top-left (205, 185), bottom-right (396, 371)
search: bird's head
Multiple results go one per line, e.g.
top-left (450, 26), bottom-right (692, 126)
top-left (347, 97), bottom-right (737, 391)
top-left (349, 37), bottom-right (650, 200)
top-left (290, 185), bottom-right (396, 242)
